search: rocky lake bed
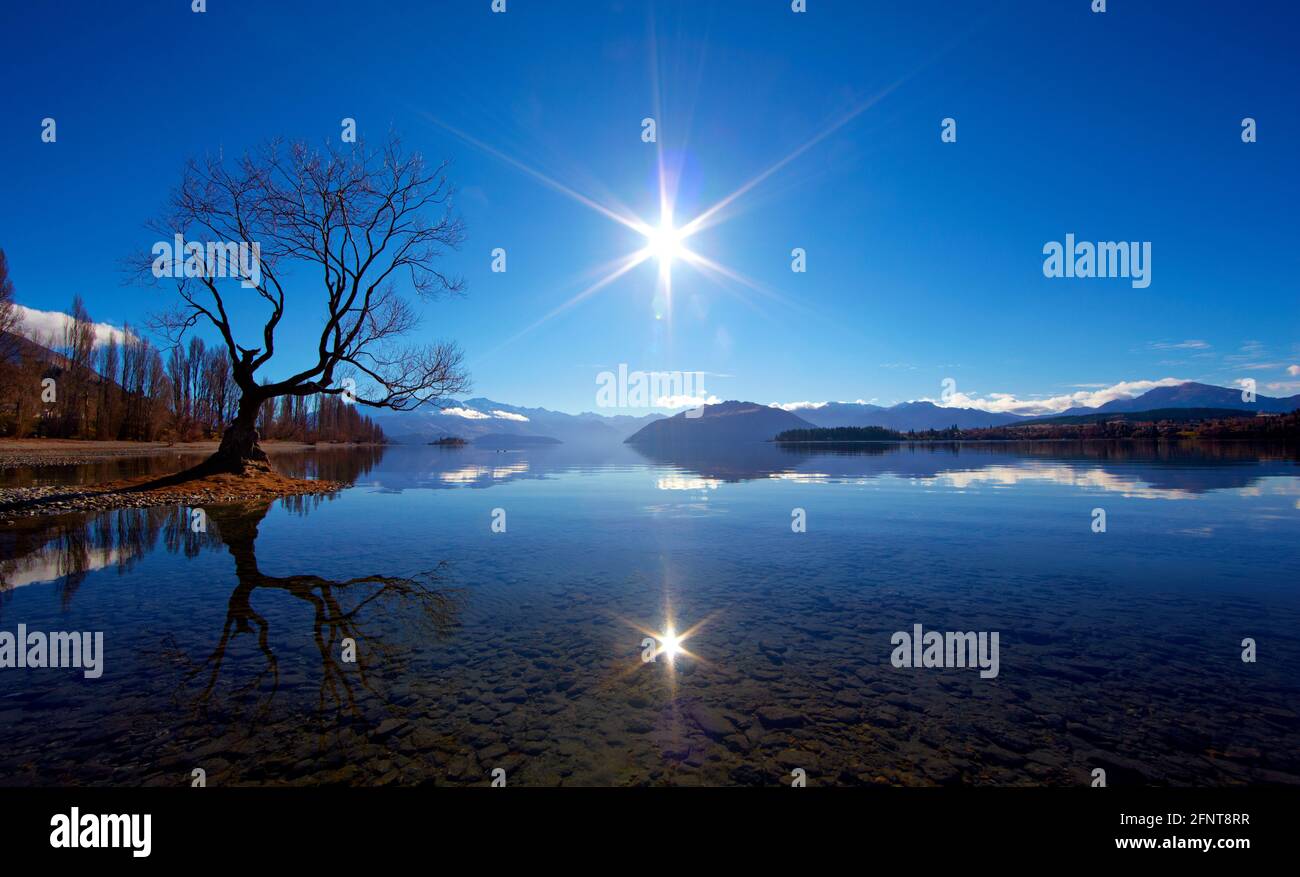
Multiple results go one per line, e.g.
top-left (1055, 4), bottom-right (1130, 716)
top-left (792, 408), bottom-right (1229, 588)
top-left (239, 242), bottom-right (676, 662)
top-left (2, 441), bottom-right (1297, 786)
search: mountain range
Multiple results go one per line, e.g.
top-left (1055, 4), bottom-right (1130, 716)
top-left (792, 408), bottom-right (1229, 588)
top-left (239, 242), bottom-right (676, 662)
top-left (1047, 382), bottom-right (1300, 417)
top-left (373, 382), bottom-right (1300, 446)
top-left (623, 401), bottom-right (814, 447)
top-left (789, 400), bottom-right (1024, 430)
top-left (372, 397), bottom-right (665, 446)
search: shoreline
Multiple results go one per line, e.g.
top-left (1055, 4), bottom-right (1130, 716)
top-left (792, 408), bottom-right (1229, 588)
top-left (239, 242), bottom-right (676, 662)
top-left (0, 440), bottom-right (370, 521)
top-left (0, 439), bottom-right (386, 469)
top-left (0, 468), bottom-right (347, 522)
top-left (771, 436), bottom-right (1292, 444)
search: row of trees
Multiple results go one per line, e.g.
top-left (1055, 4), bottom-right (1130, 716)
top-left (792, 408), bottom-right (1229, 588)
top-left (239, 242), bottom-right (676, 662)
top-left (900, 414), bottom-right (1299, 442)
top-left (775, 426), bottom-right (905, 442)
top-left (776, 414), bottom-right (1300, 444)
top-left (0, 257), bottom-right (387, 444)
top-left (256, 390), bottom-right (387, 444)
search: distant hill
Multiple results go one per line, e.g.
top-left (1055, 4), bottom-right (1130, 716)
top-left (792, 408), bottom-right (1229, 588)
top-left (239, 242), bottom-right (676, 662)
top-left (1, 329), bottom-right (108, 384)
top-left (797, 399), bottom-right (1024, 431)
top-left (790, 382), bottom-right (1299, 431)
top-left (784, 401), bottom-right (886, 428)
top-left (1052, 382), bottom-right (1300, 417)
top-left (373, 381), bottom-right (1299, 447)
top-left (373, 397), bottom-right (663, 446)
top-left (625, 401), bottom-right (815, 446)
top-left (1025, 407), bottom-right (1270, 426)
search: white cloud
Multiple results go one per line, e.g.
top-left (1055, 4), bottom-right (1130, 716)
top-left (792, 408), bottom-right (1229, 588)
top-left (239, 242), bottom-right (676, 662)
top-left (770, 400), bottom-right (827, 411)
top-left (1148, 340), bottom-right (1210, 350)
top-left (14, 305), bottom-right (131, 348)
top-left (656, 393), bottom-right (720, 409)
top-left (443, 407), bottom-right (491, 419)
top-left (442, 407), bottom-right (532, 421)
top-left (1287, 365), bottom-right (1300, 376)
top-left (769, 398), bottom-right (877, 411)
top-left (927, 377), bottom-right (1191, 416)
top-left (1224, 341), bottom-right (1268, 363)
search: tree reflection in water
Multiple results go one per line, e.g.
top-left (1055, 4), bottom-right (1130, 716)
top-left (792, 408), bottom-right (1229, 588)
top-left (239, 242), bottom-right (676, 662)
top-left (1, 445), bottom-right (387, 609)
top-left (189, 501), bottom-right (462, 725)
top-left (2, 443), bottom-right (463, 731)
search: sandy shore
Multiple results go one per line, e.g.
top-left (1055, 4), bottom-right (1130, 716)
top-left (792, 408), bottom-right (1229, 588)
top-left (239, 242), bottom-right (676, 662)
top-left (0, 471), bottom-right (345, 521)
top-left (0, 440), bottom-right (367, 520)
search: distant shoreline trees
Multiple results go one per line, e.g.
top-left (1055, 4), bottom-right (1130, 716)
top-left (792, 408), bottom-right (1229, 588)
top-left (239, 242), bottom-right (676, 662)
top-left (775, 413), bottom-right (1300, 444)
top-left (775, 426), bottom-right (905, 442)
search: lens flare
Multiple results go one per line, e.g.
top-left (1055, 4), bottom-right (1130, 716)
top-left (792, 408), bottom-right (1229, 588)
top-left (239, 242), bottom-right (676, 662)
top-left (645, 220), bottom-right (685, 267)
top-left (657, 625), bottom-right (684, 660)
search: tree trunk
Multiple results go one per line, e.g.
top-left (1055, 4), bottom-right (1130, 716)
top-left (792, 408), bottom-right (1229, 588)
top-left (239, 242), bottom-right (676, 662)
top-left (206, 396), bottom-right (270, 474)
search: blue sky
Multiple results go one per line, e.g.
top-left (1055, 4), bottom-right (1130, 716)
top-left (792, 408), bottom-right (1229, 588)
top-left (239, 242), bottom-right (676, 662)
top-left (2, 0), bottom-right (1297, 415)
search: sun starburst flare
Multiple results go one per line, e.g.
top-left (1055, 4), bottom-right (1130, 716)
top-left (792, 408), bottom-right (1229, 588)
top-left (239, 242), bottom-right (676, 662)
top-left (641, 218), bottom-right (687, 268)
top-left (648, 624), bottom-right (689, 663)
top-left (414, 14), bottom-right (969, 362)
top-left (421, 82), bottom-right (892, 354)
top-left (628, 613), bottom-right (710, 669)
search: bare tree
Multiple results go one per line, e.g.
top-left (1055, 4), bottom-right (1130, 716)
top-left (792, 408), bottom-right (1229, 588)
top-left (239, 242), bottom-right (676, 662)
top-left (0, 249), bottom-right (21, 362)
top-left (60, 296), bottom-right (95, 438)
top-left (139, 132), bottom-right (468, 474)
top-left (0, 249), bottom-right (24, 431)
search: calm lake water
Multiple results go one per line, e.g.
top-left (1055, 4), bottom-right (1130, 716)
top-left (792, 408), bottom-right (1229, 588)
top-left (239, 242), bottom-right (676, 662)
top-left (2, 441), bottom-right (1298, 786)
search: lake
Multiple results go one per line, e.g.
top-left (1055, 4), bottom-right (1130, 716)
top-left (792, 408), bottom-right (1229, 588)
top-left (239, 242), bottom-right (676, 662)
top-left (2, 440), bottom-right (1298, 786)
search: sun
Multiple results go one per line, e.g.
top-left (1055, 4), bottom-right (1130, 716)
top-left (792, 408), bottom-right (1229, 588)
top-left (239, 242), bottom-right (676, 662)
top-left (644, 219), bottom-right (686, 266)
top-left (656, 625), bottom-right (684, 660)
top-left (424, 54), bottom-right (898, 346)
